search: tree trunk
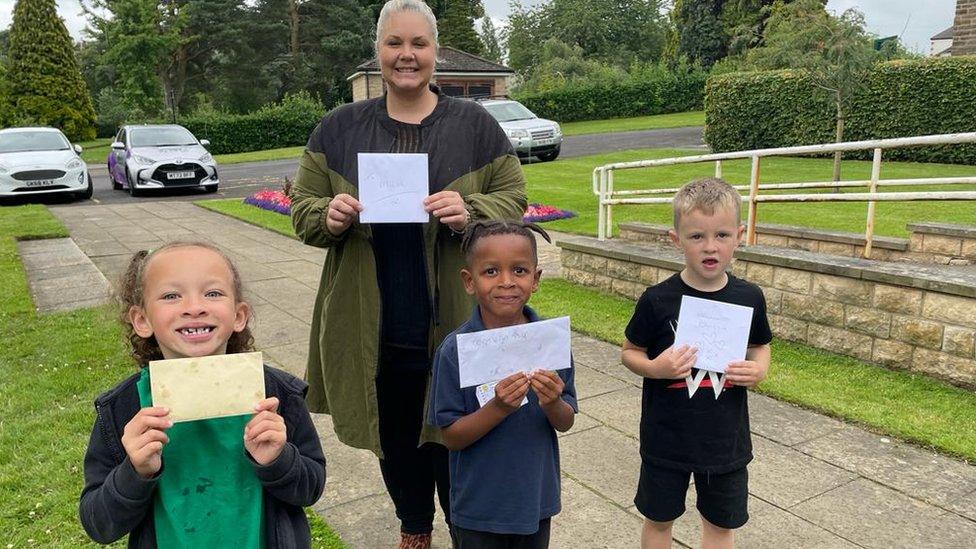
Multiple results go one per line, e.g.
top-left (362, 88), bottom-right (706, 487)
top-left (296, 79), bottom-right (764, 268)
top-left (832, 93), bottom-right (844, 189)
top-left (289, 0), bottom-right (300, 56)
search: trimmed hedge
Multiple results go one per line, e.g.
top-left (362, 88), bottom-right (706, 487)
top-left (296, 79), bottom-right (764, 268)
top-left (514, 70), bottom-right (707, 123)
top-left (179, 93), bottom-right (326, 155)
top-left (704, 57), bottom-right (976, 164)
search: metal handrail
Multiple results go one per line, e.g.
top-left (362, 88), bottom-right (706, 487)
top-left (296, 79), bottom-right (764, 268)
top-left (592, 132), bottom-right (976, 258)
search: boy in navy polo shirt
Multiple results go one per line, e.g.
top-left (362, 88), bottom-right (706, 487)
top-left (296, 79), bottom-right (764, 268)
top-left (621, 178), bottom-right (772, 548)
top-left (429, 220), bottom-right (577, 549)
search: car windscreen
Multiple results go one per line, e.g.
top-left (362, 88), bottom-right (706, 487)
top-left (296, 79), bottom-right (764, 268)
top-left (483, 102), bottom-right (537, 122)
top-left (130, 127), bottom-right (198, 148)
top-left (0, 131), bottom-right (71, 153)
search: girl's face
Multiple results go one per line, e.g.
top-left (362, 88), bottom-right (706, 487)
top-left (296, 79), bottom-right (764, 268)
top-left (129, 246), bottom-right (250, 360)
top-left (461, 234), bottom-right (541, 329)
top-left (377, 11), bottom-right (436, 95)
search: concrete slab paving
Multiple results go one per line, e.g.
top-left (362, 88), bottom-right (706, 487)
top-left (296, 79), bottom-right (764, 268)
top-left (18, 238), bottom-right (111, 314)
top-left (43, 203), bottom-right (976, 548)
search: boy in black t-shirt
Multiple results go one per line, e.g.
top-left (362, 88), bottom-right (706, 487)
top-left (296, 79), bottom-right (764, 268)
top-left (621, 178), bottom-right (772, 549)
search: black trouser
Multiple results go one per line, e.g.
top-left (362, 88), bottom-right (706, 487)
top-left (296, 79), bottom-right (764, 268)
top-left (451, 519), bottom-right (551, 549)
top-left (377, 360), bottom-right (451, 535)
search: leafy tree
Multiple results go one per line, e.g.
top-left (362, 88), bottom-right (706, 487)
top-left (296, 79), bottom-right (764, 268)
top-left (517, 38), bottom-right (626, 93)
top-left (746, 0), bottom-right (878, 181)
top-left (479, 16), bottom-right (504, 62)
top-left (438, 0), bottom-right (485, 54)
top-left (669, 0), bottom-right (726, 68)
top-left (5, 0), bottom-right (96, 140)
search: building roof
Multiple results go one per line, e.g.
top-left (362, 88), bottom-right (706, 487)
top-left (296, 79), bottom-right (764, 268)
top-left (353, 46), bottom-right (512, 74)
top-left (931, 26), bottom-right (953, 40)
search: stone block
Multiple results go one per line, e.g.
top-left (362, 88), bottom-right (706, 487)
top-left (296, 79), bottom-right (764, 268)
top-left (890, 315), bottom-right (944, 350)
top-left (921, 234), bottom-right (962, 256)
top-left (607, 258), bottom-right (638, 282)
top-left (962, 238), bottom-right (976, 259)
top-left (768, 313), bottom-right (807, 342)
top-left (593, 274), bottom-right (613, 292)
top-left (757, 233), bottom-right (789, 247)
top-left (638, 265), bottom-right (658, 286)
top-left (611, 278), bottom-right (643, 300)
top-left (772, 267), bottom-right (812, 293)
top-left (787, 237), bottom-right (817, 252)
top-left (762, 287), bottom-right (783, 314)
top-left (582, 254), bottom-right (608, 273)
top-left (782, 293), bottom-right (845, 327)
top-left (657, 269), bottom-right (677, 284)
top-left (807, 324), bottom-right (873, 361)
top-left (871, 339), bottom-right (913, 369)
top-left (909, 232), bottom-right (925, 252)
top-left (845, 305), bottom-right (891, 338)
top-left (912, 348), bottom-right (976, 386)
top-left (731, 260), bottom-right (747, 278)
top-left (566, 268), bottom-right (595, 287)
top-left (812, 274), bottom-right (874, 305)
top-left (819, 241), bottom-right (856, 257)
top-left (561, 250), bottom-right (583, 269)
top-left (943, 325), bottom-right (976, 359)
top-left (921, 292), bottom-right (976, 329)
top-left (873, 284), bottom-right (922, 315)
top-left (746, 262), bottom-right (775, 286)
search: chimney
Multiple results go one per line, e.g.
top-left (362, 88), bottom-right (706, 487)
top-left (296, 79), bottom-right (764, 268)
top-left (953, 0), bottom-right (976, 55)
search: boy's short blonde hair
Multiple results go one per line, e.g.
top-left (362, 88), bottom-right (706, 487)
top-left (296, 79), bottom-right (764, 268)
top-left (672, 178), bottom-right (742, 229)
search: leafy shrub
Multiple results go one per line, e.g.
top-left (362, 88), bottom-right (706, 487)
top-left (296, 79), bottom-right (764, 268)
top-left (704, 57), bottom-right (976, 164)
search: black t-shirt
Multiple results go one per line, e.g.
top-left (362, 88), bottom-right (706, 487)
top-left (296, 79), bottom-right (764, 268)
top-left (624, 273), bottom-right (773, 474)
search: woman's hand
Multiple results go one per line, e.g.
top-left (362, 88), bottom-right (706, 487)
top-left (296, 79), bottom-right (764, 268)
top-left (325, 194), bottom-right (363, 236)
top-left (424, 191), bottom-right (469, 232)
top-left (244, 397), bottom-right (287, 465)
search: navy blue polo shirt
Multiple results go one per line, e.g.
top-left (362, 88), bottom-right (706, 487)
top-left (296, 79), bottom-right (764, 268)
top-left (428, 305), bottom-right (578, 535)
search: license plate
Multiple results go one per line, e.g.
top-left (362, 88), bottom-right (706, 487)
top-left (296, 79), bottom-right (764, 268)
top-left (535, 138), bottom-right (554, 145)
top-left (25, 180), bottom-right (56, 187)
top-left (167, 171), bottom-right (195, 180)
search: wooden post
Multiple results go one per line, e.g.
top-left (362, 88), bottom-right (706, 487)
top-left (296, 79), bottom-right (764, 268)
top-left (863, 148), bottom-right (882, 258)
top-left (746, 156), bottom-right (761, 245)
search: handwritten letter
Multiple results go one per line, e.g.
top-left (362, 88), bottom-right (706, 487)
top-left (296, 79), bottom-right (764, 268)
top-left (457, 316), bottom-right (572, 388)
top-left (358, 153), bottom-right (429, 223)
top-left (673, 296), bottom-right (752, 374)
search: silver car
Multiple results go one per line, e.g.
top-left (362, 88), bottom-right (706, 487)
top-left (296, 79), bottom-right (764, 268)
top-left (480, 99), bottom-right (562, 162)
top-left (0, 127), bottom-right (92, 200)
top-left (108, 124), bottom-right (218, 196)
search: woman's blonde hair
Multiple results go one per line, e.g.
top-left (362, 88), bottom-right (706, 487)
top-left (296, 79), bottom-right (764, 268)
top-left (374, 0), bottom-right (440, 53)
top-left (117, 241), bottom-right (254, 365)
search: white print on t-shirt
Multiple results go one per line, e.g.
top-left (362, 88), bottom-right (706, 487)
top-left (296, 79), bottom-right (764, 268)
top-left (475, 381), bottom-right (529, 408)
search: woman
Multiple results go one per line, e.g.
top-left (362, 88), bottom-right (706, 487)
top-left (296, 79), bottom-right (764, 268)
top-left (289, 0), bottom-right (527, 547)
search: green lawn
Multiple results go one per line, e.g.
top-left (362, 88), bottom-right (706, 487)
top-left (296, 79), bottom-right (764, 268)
top-left (532, 279), bottom-right (976, 462)
top-left (525, 148), bottom-right (976, 238)
top-left (77, 138), bottom-right (113, 165)
top-left (200, 197), bottom-right (976, 462)
top-left (0, 205), bottom-right (342, 548)
top-left (560, 111), bottom-right (705, 136)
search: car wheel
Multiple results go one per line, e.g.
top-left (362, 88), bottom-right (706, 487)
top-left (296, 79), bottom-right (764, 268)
top-left (126, 168), bottom-right (140, 197)
top-left (111, 172), bottom-right (122, 190)
top-left (536, 149), bottom-right (560, 162)
top-left (204, 184), bottom-right (218, 193)
top-left (78, 174), bottom-right (94, 200)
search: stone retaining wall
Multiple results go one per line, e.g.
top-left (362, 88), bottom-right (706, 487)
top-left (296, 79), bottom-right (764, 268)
top-left (618, 222), bottom-right (976, 265)
top-left (559, 236), bottom-right (976, 388)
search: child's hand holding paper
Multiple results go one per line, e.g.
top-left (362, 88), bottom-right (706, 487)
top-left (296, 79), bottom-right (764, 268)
top-left (244, 397), bottom-right (287, 465)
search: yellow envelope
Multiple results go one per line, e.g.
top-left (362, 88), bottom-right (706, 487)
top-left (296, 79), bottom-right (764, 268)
top-left (148, 352), bottom-right (265, 422)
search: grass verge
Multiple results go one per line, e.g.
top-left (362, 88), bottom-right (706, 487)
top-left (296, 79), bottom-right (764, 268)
top-left (197, 198), bottom-right (298, 238)
top-left (560, 111), bottom-right (705, 136)
top-left (524, 148), bottom-right (976, 238)
top-left (532, 278), bottom-right (976, 462)
top-left (0, 205), bottom-right (342, 547)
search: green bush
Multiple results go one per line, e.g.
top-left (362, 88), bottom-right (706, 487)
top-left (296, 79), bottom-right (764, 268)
top-left (704, 57), bottom-right (976, 164)
top-left (179, 92), bottom-right (326, 155)
top-left (514, 67), bottom-right (708, 123)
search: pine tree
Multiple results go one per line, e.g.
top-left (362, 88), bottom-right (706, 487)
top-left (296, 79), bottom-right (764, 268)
top-left (5, 0), bottom-right (96, 140)
top-left (438, 0), bottom-right (485, 55)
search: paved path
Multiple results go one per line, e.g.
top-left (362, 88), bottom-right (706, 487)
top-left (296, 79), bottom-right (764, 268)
top-left (43, 202), bottom-right (976, 548)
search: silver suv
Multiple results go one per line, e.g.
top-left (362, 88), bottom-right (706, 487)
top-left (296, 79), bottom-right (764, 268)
top-left (480, 99), bottom-right (562, 162)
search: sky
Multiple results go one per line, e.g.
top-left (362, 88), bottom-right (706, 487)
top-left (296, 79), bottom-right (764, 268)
top-left (0, 0), bottom-right (960, 55)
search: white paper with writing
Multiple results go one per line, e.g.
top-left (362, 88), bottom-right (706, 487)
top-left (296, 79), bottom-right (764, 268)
top-left (358, 153), bottom-right (429, 223)
top-left (475, 381), bottom-right (528, 408)
top-left (457, 316), bottom-right (571, 388)
top-left (673, 296), bottom-right (752, 375)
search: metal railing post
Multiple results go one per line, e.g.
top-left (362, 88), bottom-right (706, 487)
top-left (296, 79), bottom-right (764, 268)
top-left (863, 148), bottom-right (883, 259)
top-left (715, 160), bottom-right (722, 178)
top-left (597, 168), bottom-right (607, 240)
top-left (606, 170), bottom-right (615, 238)
top-left (746, 156), bottom-right (761, 245)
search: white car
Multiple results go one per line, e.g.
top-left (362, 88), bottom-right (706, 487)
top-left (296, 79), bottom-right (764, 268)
top-left (0, 127), bottom-right (92, 200)
top-left (108, 124), bottom-right (218, 196)
top-left (479, 99), bottom-right (563, 162)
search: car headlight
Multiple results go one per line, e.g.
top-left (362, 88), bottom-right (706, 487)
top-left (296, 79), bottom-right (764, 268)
top-left (133, 154), bottom-right (155, 165)
top-left (553, 124), bottom-right (562, 136)
top-left (66, 158), bottom-right (83, 169)
top-left (198, 152), bottom-right (213, 163)
top-left (506, 129), bottom-right (529, 139)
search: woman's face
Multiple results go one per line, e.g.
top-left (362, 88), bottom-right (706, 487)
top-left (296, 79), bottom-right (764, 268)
top-left (377, 11), bottom-right (436, 95)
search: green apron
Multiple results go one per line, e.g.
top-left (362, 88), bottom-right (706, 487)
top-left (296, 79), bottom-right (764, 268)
top-left (137, 368), bottom-right (265, 548)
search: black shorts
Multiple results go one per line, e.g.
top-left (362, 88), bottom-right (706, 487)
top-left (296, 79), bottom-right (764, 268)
top-left (634, 461), bottom-right (749, 529)
top-left (451, 519), bottom-right (551, 549)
